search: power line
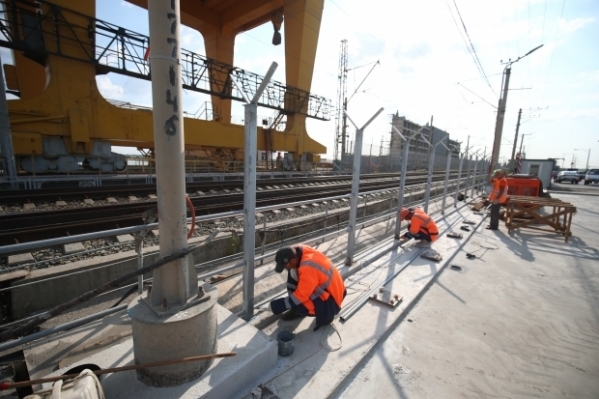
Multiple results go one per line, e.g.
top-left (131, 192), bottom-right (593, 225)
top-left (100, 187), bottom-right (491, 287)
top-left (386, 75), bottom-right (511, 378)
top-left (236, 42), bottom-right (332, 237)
top-left (447, 0), bottom-right (495, 95)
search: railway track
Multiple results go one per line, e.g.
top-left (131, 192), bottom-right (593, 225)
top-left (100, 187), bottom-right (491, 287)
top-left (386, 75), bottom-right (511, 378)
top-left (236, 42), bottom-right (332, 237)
top-left (0, 173), bottom-right (457, 246)
top-left (0, 172), bottom-right (450, 206)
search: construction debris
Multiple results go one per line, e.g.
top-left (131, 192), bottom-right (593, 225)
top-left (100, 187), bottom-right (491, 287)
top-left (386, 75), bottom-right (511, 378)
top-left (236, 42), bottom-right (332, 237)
top-left (471, 200), bottom-right (488, 211)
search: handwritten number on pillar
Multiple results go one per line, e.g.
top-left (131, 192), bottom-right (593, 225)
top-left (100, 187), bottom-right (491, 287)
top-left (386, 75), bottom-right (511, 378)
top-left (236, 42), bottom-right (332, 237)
top-left (164, 1), bottom-right (179, 138)
top-left (169, 65), bottom-right (175, 86)
top-left (167, 38), bottom-right (178, 58)
top-left (165, 115), bottom-right (179, 137)
top-left (166, 90), bottom-right (178, 113)
top-left (168, 13), bottom-right (177, 34)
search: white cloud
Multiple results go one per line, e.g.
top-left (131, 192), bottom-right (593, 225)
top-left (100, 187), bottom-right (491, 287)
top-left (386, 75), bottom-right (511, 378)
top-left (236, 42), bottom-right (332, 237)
top-left (96, 76), bottom-right (124, 99)
top-left (559, 17), bottom-right (595, 35)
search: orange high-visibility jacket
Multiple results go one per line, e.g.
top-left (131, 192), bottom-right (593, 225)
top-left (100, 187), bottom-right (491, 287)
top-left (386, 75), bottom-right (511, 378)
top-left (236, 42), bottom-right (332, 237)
top-left (489, 177), bottom-right (509, 204)
top-left (409, 209), bottom-right (439, 242)
top-left (288, 246), bottom-right (345, 315)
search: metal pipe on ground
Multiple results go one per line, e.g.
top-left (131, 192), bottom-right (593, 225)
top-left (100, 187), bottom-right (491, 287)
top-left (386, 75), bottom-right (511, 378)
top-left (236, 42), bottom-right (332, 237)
top-left (0, 304), bottom-right (127, 353)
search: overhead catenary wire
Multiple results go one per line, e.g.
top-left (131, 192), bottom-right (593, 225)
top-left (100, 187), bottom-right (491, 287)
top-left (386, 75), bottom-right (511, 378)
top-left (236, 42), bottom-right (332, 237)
top-left (446, 0), bottom-right (495, 95)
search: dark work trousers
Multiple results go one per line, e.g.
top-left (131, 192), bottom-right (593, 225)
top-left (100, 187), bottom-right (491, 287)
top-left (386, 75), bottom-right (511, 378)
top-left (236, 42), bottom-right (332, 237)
top-left (489, 203), bottom-right (500, 229)
top-left (405, 230), bottom-right (433, 242)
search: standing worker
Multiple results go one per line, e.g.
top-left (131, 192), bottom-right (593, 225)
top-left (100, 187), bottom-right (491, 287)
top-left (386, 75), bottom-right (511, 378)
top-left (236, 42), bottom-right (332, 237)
top-left (487, 169), bottom-right (509, 230)
top-left (270, 245), bottom-right (346, 331)
top-left (398, 207), bottom-right (439, 246)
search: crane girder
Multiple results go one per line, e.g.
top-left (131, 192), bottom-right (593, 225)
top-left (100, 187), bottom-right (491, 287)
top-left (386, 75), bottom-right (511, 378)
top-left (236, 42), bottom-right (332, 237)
top-left (0, 0), bottom-right (329, 173)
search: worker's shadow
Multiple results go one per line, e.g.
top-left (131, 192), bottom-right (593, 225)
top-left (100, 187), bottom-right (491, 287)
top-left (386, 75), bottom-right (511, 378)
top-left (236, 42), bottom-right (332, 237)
top-left (490, 229), bottom-right (535, 262)
top-left (257, 316), bottom-right (332, 396)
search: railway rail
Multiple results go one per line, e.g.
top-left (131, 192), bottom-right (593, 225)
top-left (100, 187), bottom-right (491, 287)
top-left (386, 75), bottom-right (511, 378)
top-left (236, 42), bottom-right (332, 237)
top-left (0, 172), bottom-right (441, 205)
top-left (0, 173), bottom-right (458, 246)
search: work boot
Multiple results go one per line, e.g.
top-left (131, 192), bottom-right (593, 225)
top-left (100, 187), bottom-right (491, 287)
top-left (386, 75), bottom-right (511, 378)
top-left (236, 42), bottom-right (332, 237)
top-left (281, 308), bottom-right (305, 321)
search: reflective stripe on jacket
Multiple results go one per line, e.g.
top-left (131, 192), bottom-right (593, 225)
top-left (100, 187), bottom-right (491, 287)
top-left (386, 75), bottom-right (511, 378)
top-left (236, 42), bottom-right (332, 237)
top-left (489, 177), bottom-right (508, 204)
top-left (286, 245), bottom-right (345, 316)
top-left (409, 209), bottom-right (439, 242)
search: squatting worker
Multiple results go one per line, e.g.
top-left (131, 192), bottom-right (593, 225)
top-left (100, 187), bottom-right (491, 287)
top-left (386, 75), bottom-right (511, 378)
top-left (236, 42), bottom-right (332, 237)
top-left (487, 169), bottom-right (508, 230)
top-left (398, 207), bottom-right (439, 246)
top-left (270, 245), bottom-right (347, 331)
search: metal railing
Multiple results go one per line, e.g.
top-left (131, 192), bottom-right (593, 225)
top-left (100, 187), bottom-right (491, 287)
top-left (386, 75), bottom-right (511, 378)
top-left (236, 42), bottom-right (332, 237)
top-left (0, 0), bottom-right (331, 120)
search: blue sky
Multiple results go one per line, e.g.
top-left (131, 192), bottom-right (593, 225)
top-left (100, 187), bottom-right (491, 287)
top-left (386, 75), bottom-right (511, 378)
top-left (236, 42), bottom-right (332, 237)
top-left (5, 0), bottom-right (599, 168)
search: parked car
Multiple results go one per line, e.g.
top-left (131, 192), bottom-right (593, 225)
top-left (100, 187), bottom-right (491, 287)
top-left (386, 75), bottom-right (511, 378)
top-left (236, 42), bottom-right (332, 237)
top-left (556, 171), bottom-right (580, 184)
top-left (584, 169), bottom-right (599, 185)
top-left (577, 170), bottom-right (587, 182)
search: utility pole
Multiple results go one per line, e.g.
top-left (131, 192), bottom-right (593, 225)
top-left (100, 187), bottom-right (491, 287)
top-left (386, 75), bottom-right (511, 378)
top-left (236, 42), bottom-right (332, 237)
top-left (574, 148), bottom-right (591, 170)
top-left (509, 108), bottom-right (522, 173)
top-left (518, 133), bottom-right (530, 156)
top-left (489, 44), bottom-right (543, 175)
top-left (490, 66), bottom-right (511, 173)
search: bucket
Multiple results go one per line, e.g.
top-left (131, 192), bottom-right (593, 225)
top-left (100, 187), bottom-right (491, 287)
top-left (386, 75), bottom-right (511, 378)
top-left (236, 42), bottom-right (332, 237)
top-left (277, 330), bottom-right (295, 357)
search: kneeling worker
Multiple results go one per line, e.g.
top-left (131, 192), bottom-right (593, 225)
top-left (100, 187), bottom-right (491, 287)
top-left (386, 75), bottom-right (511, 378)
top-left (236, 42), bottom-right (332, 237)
top-left (398, 207), bottom-right (439, 246)
top-left (270, 245), bottom-right (346, 331)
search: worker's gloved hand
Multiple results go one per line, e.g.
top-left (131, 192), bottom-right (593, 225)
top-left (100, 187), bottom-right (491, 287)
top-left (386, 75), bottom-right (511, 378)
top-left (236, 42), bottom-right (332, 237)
top-left (270, 298), bottom-right (288, 315)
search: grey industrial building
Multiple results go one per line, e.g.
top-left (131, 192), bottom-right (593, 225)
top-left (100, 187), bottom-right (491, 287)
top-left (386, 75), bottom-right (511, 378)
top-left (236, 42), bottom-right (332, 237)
top-left (385, 112), bottom-right (462, 171)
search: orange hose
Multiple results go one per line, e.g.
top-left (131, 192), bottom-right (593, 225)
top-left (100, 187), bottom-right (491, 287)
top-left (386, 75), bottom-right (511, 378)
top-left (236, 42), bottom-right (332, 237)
top-left (186, 195), bottom-right (195, 239)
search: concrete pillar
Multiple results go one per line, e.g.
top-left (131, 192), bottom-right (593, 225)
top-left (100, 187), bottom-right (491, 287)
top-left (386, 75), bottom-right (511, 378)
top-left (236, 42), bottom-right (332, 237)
top-left (242, 102), bottom-right (257, 317)
top-left (129, 284), bottom-right (218, 387)
top-left (128, 0), bottom-right (216, 387)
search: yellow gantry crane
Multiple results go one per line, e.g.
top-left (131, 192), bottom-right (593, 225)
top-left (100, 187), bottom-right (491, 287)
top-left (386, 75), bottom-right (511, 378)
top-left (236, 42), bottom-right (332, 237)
top-left (0, 0), bottom-right (330, 173)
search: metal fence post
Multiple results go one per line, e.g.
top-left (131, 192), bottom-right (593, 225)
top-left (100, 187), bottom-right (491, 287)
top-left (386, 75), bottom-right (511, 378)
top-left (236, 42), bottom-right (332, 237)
top-left (345, 108), bottom-right (384, 265)
top-left (232, 62), bottom-right (277, 319)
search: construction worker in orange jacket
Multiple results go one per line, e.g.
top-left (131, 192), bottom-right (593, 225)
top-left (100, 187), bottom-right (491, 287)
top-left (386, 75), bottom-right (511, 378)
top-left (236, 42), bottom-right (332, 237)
top-left (487, 169), bottom-right (509, 230)
top-left (398, 207), bottom-right (439, 246)
top-left (270, 245), bottom-right (346, 331)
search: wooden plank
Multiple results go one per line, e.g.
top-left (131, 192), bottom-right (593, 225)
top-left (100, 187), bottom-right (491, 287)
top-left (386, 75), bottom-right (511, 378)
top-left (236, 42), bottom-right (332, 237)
top-left (509, 198), bottom-right (575, 207)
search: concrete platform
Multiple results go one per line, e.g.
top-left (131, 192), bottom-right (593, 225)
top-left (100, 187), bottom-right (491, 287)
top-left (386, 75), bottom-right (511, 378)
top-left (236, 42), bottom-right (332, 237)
top-left (242, 206), bottom-right (480, 398)
top-left (333, 192), bottom-right (599, 398)
top-left (27, 306), bottom-right (277, 399)
top-left (6, 192), bottom-right (598, 399)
